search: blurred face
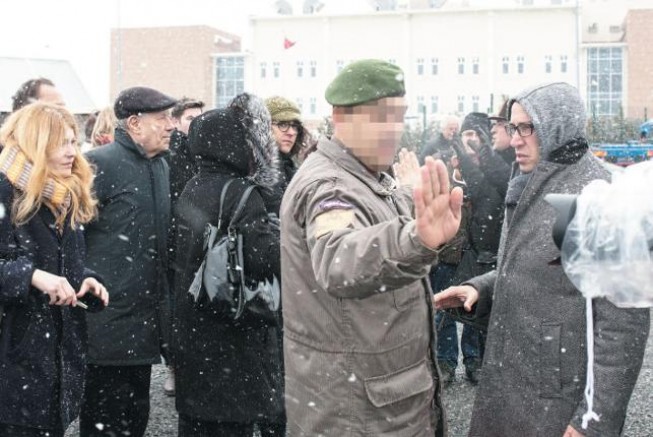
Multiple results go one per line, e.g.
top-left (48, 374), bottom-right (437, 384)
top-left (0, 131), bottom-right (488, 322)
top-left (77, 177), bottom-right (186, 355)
top-left (48, 126), bottom-right (77, 178)
top-left (490, 119), bottom-right (511, 151)
top-left (442, 120), bottom-right (459, 140)
top-left (130, 110), bottom-right (175, 158)
top-left (333, 96), bottom-right (407, 172)
top-left (272, 120), bottom-right (300, 154)
top-left (174, 107), bottom-right (202, 135)
top-left (509, 103), bottom-right (540, 173)
top-left (38, 84), bottom-right (65, 107)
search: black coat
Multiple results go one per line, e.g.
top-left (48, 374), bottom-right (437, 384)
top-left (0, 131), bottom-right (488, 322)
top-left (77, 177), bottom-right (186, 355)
top-left (84, 128), bottom-right (170, 365)
top-left (0, 175), bottom-right (100, 430)
top-left (476, 143), bottom-right (515, 200)
top-left (451, 142), bottom-right (504, 284)
top-left (172, 99), bottom-right (284, 423)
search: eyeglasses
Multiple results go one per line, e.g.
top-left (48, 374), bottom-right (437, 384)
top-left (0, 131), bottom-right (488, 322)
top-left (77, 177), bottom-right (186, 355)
top-left (273, 121), bottom-right (302, 133)
top-left (505, 122), bottom-right (535, 138)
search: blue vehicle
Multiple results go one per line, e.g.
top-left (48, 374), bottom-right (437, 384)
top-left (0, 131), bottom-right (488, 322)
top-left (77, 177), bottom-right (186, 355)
top-left (591, 120), bottom-right (653, 167)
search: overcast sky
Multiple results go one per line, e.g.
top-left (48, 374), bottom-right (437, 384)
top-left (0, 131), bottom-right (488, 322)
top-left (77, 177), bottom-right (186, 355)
top-left (0, 0), bottom-right (273, 106)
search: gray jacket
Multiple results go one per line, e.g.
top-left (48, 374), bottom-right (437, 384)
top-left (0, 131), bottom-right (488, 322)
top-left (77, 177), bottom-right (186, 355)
top-left (465, 83), bottom-right (650, 437)
top-left (280, 138), bottom-right (446, 437)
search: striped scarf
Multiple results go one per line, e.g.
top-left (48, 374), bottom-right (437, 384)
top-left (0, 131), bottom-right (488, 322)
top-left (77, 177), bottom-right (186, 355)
top-left (0, 145), bottom-right (71, 215)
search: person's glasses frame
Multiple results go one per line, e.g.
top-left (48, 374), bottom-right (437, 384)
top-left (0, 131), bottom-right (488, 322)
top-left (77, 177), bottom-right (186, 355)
top-left (273, 121), bottom-right (302, 133)
top-left (505, 122), bottom-right (535, 138)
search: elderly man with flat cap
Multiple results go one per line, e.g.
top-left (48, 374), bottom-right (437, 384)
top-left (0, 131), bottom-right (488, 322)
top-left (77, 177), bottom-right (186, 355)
top-left (280, 59), bottom-right (462, 436)
top-left (80, 86), bottom-right (176, 437)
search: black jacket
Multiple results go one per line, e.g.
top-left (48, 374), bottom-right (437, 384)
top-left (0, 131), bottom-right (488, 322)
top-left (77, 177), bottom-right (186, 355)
top-left (172, 96), bottom-right (284, 423)
top-left (0, 175), bottom-right (101, 430)
top-left (451, 141), bottom-right (504, 284)
top-left (476, 143), bottom-right (515, 200)
top-left (84, 128), bottom-right (170, 365)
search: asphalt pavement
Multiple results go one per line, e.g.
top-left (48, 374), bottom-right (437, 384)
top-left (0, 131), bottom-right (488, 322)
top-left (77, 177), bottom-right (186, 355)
top-left (66, 309), bottom-right (653, 436)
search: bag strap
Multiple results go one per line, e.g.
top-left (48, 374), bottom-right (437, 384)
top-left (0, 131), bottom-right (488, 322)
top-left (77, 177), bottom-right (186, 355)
top-left (228, 185), bottom-right (256, 229)
top-left (217, 179), bottom-right (235, 229)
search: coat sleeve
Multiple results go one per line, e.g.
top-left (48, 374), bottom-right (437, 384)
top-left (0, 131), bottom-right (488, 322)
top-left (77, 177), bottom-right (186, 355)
top-left (477, 144), bottom-right (511, 200)
top-left (0, 182), bottom-right (35, 305)
top-left (238, 188), bottom-right (281, 283)
top-left (569, 300), bottom-right (650, 437)
top-left (303, 178), bottom-right (440, 299)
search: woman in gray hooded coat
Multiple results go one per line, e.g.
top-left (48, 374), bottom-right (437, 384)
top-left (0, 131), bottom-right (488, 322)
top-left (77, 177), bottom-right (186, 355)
top-left (435, 82), bottom-right (650, 437)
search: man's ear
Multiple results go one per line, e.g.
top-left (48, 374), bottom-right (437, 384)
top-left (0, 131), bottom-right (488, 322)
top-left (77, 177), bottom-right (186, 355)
top-left (126, 115), bottom-right (140, 133)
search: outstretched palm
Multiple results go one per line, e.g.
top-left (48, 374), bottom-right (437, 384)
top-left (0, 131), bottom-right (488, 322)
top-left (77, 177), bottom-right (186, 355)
top-left (413, 157), bottom-right (463, 249)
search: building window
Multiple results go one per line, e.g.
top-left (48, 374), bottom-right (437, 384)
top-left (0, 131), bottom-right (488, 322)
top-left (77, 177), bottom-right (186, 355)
top-left (388, 58), bottom-right (397, 65)
top-left (431, 96), bottom-right (439, 114)
top-left (260, 62), bottom-right (267, 79)
top-left (431, 58), bottom-right (439, 75)
top-left (609, 25), bottom-right (622, 33)
top-left (296, 98), bottom-right (304, 112)
top-left (310, 97), bottom-right (316, 114)
top-left (586, 47), bottom-right (623, 117)
top-left (273, 62), bottom-right (280, 78)
top-left (310, 60), bottom-right (317, 77)
top-left (560, 55), bottom-right (568, 73)
top-left (472, 96), bottom-right (480, 112)
top-left (417, 96), bottom-right (425, 114)
top-left (336, 60), bottom-right (344, 73)
top-left (472, 57), bottom-right (479, 75)
top-left (457, 57), bottom-right (465, 75)
top-left (545, 55), bottom-right (552, 73)
top-left (517, 55), bottom-right (525, 74)
top-left (215, 56), bottom-right (245, 108)
top-left (457, 95), bottom-right (465, 113)
top-left (502, 56), bottom-right (510, 74)
top-left (297, 61), bottom-right (304, 78)
top-left (417, 58), bottom-right (425, 76)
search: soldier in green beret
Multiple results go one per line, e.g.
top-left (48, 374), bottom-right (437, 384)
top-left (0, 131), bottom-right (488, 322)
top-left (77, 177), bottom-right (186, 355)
top-left (280, 58), bottom-right (463, 436)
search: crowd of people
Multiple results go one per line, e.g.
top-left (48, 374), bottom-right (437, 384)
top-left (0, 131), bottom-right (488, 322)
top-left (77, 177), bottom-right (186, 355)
top-left (0, 59), bottom-right (649, 437)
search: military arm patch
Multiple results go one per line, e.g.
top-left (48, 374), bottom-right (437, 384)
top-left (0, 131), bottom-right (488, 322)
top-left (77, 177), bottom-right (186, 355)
top-left (314, 209), bottom-right (355, 239)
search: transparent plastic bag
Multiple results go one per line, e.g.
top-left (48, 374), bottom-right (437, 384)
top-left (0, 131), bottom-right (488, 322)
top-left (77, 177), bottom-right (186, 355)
top-left (560, 160), bottom-right (653, 308)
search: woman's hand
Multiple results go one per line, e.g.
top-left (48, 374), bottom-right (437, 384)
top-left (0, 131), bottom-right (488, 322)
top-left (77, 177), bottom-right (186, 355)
top-left (31, 269), bottom-right (77, 306)
top-left (77, 277), bottom-right (109, 307)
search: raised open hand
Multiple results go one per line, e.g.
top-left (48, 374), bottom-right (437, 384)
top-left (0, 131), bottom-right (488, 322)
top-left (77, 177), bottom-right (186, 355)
top-left (393, 148), bottom-right (421, 189)
top-left (413, 157), bottom-right (463, 249)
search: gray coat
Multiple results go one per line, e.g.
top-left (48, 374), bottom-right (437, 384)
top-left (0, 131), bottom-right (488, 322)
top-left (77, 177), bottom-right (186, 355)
top-left (281, 138), bottom-right (446, 437)
top-left (465, 83), bottom-right (650, 437)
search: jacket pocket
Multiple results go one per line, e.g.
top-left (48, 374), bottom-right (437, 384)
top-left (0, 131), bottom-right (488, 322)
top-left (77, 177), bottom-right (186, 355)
top-left (540, 322), bottom-right (562, 398)
top-left (364, 359), bottom-right (434, 407)
top-left (392, 285), bottom-right (421, 311)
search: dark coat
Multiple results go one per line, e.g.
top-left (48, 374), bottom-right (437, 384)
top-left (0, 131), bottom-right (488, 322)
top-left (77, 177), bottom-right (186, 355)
top-left (84, 128), bottom-right (170, 365)
top-left (476, 143), bottom-right (515, 200)
top-left (0, 175), bottom-right (101, 430)
top-left (419, 133), bottom-right (454, 164)
top-left (172, 96), bottom-right (284, 423)
top-left (451, 141), bottom-right (504, 284)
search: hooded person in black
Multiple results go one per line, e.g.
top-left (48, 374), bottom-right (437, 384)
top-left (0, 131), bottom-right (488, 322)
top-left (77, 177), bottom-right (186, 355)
top-left (172, 93), bottom-right (285, 436)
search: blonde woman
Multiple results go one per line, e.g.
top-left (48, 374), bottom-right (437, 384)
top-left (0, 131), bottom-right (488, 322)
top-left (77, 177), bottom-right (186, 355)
top-left (84, 106), bottom-right (117, 152)
top-left (0, 103), bottom-right (108, 437)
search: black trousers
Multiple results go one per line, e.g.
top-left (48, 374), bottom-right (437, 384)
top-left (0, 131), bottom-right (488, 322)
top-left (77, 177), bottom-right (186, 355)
top-left (178, 415), bottom-right (286, 437)
top-left (79, 364), bottom-right (152, 437)
top-left (0, 423), bottom-right (63, 437)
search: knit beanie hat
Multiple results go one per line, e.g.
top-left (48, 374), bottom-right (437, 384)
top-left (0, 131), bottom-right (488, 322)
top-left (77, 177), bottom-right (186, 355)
top-left (460, 112), bottom-right (490, 135)
top-left (265, 96), bottom-right (302, 122)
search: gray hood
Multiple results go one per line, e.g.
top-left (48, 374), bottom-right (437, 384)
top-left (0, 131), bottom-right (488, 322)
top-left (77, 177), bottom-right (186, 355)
top-left (508, 82), bottom-right (586, 161)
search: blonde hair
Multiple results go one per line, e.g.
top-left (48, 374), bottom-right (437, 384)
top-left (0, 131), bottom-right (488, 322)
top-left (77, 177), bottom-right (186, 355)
top-left (0, 103), bottom-right (97, 228)
top-left (91, 106), bottom-right (117, 147)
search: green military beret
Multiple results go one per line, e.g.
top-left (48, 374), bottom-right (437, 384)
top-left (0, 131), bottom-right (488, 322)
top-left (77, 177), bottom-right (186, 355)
top-left (265, 96), bottom-right (302, 122)
top-left (325, 59), bottom-right (405, 107)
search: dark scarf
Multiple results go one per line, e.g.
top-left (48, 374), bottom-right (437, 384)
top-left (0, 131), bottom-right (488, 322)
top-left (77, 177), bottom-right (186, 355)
top-left (505, 137), bottom-right (589, 208)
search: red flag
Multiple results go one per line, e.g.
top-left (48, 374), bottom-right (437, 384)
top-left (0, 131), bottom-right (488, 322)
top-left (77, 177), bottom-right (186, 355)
top-left (284, 38), bottom-right (296, 49)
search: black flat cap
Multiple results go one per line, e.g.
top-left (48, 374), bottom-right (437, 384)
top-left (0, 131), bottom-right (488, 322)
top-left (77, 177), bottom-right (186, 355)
top-left (114, 86), bottom-right (177, 119)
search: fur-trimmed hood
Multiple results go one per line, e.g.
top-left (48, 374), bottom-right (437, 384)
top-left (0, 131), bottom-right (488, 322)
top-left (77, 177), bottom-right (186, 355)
top-left (188, 93), bottom-right (279, 187)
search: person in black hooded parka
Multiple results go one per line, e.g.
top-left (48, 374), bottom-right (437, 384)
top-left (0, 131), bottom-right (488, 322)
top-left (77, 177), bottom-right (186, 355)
top-left (172, 93), bottom-right (285, 437)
